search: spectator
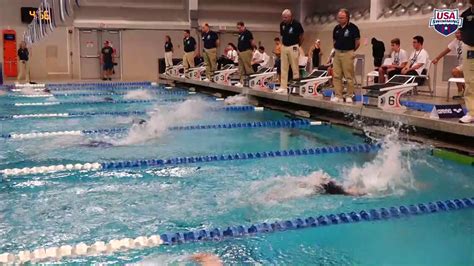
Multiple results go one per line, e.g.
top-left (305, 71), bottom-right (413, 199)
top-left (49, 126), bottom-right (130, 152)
top-left (401, 35), bottom-right (429, 77)
top-left (201, 23), bottom-right (219, 81)
top-left (331, 8), bottom-right (360, 103)
top-left (217, 43), bottom-right (238, 70)
top-left (164, 35), bottom-right (174, 68)
top-left (251, 46), bottom-right (270, 72)
top-left (459, 1), bottom-right (473, 124)
top-left (308, 39), bottom-right (322, 70)
top-left (371, 37), bottom-right (385, 68)
top-left (236, 21), bottom-right (255, 85)
top-left (17, 41), bottom-right (30, 84)
top-left (101, 40), bottom-right (115, 81)
top-left (432, 30), bottom-right (465, 99)
top-left (183, 30), bottom-right (197, 71)
top-left (378, 38), bottom-right (408, 83)
top-left (275, 9), bottom-right (304, 94)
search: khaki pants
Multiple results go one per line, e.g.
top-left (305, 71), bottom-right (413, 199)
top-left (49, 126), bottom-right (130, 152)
top-left (165, 51), bottom-right (173, 67)
top-left (238, 49), bottom-right (254, 83)
top-left (464, 44), bottom-right (474, 116)
top-left (280, 44), bottom-right (300, 90)
top-left (203, 48), bottom-right (217, 79)
top-left (17, 60), bottom-right (30, 83)
top-left (333, 50), bottom-right (356, 98)
top-left (183, 51), bottom-right (195, 70)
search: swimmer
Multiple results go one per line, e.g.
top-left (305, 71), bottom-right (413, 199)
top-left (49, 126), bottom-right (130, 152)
top-left (190, 253), bottom-right (222, 266)
top-left (103, 97), bottom-right (114, 102)
top-left (80, 140), bottom-right (114, 148)
top-left (131, 118), bottom-right (147, 125)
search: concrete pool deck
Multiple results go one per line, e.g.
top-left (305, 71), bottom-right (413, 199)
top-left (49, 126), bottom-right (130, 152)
top-left (159, 74), bottom-right (474, 139)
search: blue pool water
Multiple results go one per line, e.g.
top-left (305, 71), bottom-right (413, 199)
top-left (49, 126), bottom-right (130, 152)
top-left (0, 84), bottom-right (473, 265)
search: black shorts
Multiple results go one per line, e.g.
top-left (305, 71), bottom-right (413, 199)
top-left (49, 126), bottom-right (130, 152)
top-left (387, 68), bottom-right (402, 79)
top-left (103, 62), bottom-right (114, 70)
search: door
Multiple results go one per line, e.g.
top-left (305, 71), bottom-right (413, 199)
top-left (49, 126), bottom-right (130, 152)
top-left (79, 29), bottom-right (122, 79)
top-left (79, 29), bottom-right (100, 79)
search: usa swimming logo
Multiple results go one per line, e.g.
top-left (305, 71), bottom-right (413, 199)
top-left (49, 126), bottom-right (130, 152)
top-left (429, 9), bottom-right (463, 37)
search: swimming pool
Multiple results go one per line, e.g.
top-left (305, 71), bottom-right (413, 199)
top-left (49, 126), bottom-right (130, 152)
top-left (0, 82), bottom-right (473, 265)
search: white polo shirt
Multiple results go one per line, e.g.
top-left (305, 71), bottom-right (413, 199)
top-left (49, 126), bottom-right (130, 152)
top-left (390, 49), bottom-right (408, 66)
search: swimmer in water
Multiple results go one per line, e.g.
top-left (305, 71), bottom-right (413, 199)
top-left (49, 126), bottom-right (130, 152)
top-left (190, 253), bottom-right (222, 266)
top-left (80, 140), bottom-right (114, 148)
top-left (103, 97), bottom-right (114, 102)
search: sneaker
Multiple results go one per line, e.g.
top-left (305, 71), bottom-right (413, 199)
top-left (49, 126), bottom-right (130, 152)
top-left (330, 96), bottom-right (342, 103)
top-left (345, 96), bottom-right (353, 103)
top-left (234, 82), bottom-right (243, 87)
top-left (459, 114), bottom-right (474, 124)
top-left (452, 95), bottom-right (464, 100)
top-left (202, 78), bottom-right (210, 82)
top-left (274, 88), bottom-right (288, 95)
top-left (108, 78), bottom-right (112, 81)
top-left (102, 78), bottom-right (107, 81)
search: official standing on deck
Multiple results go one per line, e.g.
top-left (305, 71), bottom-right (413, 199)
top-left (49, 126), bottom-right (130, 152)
top-left (201, 23), bottom-right (219, 81)
top-left (275, 9), bottom-right (304, 95)
top-left (331, 8), bottom-right (360, 103)
top-left (237, 21), bottom-right (255, 86)
top-left (459, 0), bottom-right (474, 123)
top-left (183, 30), bottom-right (197, 71)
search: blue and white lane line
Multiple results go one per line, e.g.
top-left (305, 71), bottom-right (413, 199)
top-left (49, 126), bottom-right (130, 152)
top-left (0, 106), bottom-right (264, 120)
top-left (7, 91), bottom-right (192, 98)
top-left (0, 143), bottom-right (380, 177)
top-left (0, 119), bottom-right (327, 140)
top-left (6, 98), bottom-right (212, 107)
top-left (0, 197), bottom-right (472, 263)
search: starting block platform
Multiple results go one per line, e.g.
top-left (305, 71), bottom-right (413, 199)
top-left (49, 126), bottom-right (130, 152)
top-left (363, 75), bottom-right (417, 110)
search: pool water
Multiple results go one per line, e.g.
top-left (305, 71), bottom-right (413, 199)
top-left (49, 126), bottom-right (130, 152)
top-left (0, 84), bottom-right (473, 265)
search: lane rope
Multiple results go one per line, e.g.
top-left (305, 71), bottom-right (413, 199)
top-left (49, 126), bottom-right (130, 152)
top-left (1, 197), bottom-right (471, 263)
top-left (1, 119), bottom-right (328, 140)
top-left (0, 143), bottom-right (379, 177)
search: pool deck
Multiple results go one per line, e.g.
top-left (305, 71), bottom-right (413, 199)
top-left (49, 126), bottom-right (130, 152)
top-left (159, 74), bottom-right (474, 139)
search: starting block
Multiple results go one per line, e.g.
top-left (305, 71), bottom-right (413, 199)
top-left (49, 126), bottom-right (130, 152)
top-left (213, 65), bottom-right (238, 85)
top-left (165, 64), bottom-right (184, 78)
top-left (363, 75), bottom-right (417, 110)
top-left (186, 63), bottom-right (206, 81)
top-left (248, 67), bottom-right (276, 90)
top-left (289, 70), bottom-right (331, 98)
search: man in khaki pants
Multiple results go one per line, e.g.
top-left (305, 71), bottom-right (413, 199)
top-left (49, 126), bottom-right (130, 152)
top-left (183, 30), bottom-right (197, 71)
top-left (201, 23), bottom-right (219, 81)
top-left (459, 1), bottom-right (474, 123)
top-left (275, 9), bottom-right (304, 94)
top-left (17, 41), bottom-right (30, 83)
top-left (236, 21), bottom-right (255, 86)
top-left (331, 9), bottom-right (360, 103)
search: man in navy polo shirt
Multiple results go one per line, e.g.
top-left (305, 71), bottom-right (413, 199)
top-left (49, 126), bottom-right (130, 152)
top-left (237, 21), bottom-right (255, 85)
top-left (201, 23), bottom-right (219, 81)
top-left (331, 8), bottom-right (360, 103)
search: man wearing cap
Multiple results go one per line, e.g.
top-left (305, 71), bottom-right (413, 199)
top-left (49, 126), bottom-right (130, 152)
top-left (201, 23), bottom-right (219, 81)
top-left (101, 40), bottom-right (115, 81)
top-left (183, 30), bottom-right (197, 71)
top-left (459, 0), bottom-right (474, 123)
top-left (276, 9), bottom-right (304, 95)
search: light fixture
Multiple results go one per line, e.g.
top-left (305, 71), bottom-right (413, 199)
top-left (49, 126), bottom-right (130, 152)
top-left (363, 9), bottom-right (370, 19)
top-left (395, 4), bottom-right (407, 16)
top-left (304, 15), bottom-right (312, 25)
top-left (312, 14), bottom-right (320, 24)
top-left (328, 14), bottom-right (336, 22)
top-left (450, 0), bottom-right (465, 9)
top-left (408, 2), bottom-right (420, 15)
top-left (353, 10), bottom-right (363, 20)
top-left (421, 2), bottom-right (434, 14)
top-left (383, 4), bottom-right (401, 18)
top-left (320, 14), bottom-right (328, 24)
top-left (437, 1), bottom-right (449, 9)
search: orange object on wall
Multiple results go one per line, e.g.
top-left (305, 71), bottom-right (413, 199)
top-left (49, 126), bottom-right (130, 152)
top-left (3, 30), bottom-right (18, 77)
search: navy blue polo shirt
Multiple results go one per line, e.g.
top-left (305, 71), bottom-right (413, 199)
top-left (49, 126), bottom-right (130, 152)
top-left (280, 19), bottom-right (304, 46)
top-left (333, 22), bottom-right (360, 51)
top-left (202, 31), bottom-right (218, 49)
top-left (460, 7), bottom-right (474, 46)
top-left (183, 36), bottom-right (196, 52)
top-left (238, 29), bottom-right (253, 52)
top-left (164, 41), bottom-right (173, 52)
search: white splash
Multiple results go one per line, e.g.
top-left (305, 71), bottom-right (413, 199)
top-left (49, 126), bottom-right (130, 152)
top-left (115, 99), bottom-right (213, 145)
top-left (224, 94), bottom-right (249, 105)
top-left (342, 132), bottom-right (416, 197)
top-left (123, 90), bottom-right (153, 100)
top-left (19, 86), bottom-right (46, 95)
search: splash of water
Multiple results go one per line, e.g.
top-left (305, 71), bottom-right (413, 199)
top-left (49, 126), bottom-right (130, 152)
top-left (114, 99), bottom-right (213, 145)
top-left (224, 94), bottom-right (249, 105)
top-left (342, 131), bottom-right (416, 197)
top-left (123, 90), bottom-right (153, 100)
top-left (19, 86), bottom-right (44, 95)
